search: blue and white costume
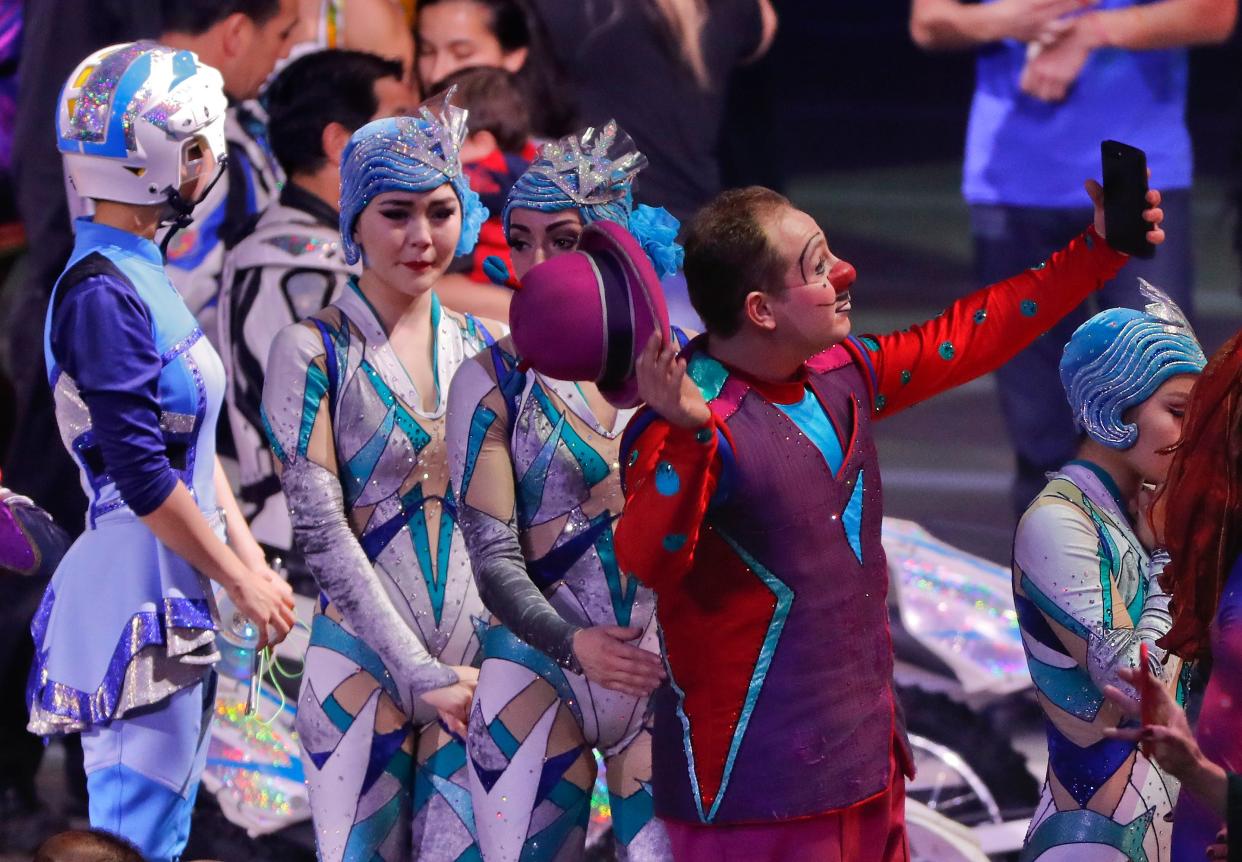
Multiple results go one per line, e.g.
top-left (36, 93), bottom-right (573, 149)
top-left (262, 99), bottom-right (498, 861)
top-left (1014, 283), bottom-right (1207, 862)
top-left (219, 183), bottom-right (356, 561)
top-left (28, 43), bottom-right (230, 862)
top-left (446, 124), bottom-right (681, 862)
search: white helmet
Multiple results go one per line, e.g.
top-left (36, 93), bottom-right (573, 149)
top-left (57, 41), bottom-right (228, 208)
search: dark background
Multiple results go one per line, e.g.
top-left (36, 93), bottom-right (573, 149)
top-left (726, 1), bottom-right (1242, 178)
top-left (717, 1), bottom-right (1242, 563)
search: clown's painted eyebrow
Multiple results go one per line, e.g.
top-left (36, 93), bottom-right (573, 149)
top-left (799, 233), bottom-right (827, 282)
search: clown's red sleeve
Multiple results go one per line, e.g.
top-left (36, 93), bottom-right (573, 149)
top-left (615, 417), bottom-right (721, 595)
top-left (858, 226), bottom-right (1128, 418)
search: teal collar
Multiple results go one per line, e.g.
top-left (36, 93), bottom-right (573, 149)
top-left (347, 276), bottom-right (442, 336)
top-left (73, 217), bottom-right (163, 268)
top-left (347, 276), bottom-right (444, 400)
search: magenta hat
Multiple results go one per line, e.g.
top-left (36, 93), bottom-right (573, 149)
top-left (511, 220), bottom-right (670, 408)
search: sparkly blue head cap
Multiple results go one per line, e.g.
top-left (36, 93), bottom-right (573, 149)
top-left (338, 90), bottom-right (487, 265)
top-left (1060, 280), bottom-right (1206, 450)
top-left (503, 121), bottom-right (684, 278)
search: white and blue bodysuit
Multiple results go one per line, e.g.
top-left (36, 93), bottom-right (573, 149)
top-left (219, 182), bottom-right (356, 563)
top-left (1014, 461), bottom-right (1184, 862)
top-left (28, 217), bottom-right (226, 862)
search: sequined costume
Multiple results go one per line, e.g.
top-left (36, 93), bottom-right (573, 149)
top-left (29, 218), bottom-right (224, 737)
top-left (219, 183), bottom-right (356, 561)
top-left (32, 220), bottom-right (225, 860)
top-left (28, 43), bottom-right (231, 862)
top-left (164, 100), bottom-right (284, 341)
top-left (262, 102), bottom-right (494, 861)
top-left (1014, 293), bottom-right (1206, 862)
top-left (263, 283), bottom-right (497, 860)
top-left (445, 125), bottom-right (680, 862)
top-left (448, 341), bottom-right (678, 862)
top-left (614, 228), bottom-right (1128, 858)
top-left (1015, 463), bottom-right (1184, 861)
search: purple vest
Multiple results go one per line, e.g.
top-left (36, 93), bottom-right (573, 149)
top-left (650, 342), bottom-right (900, 825)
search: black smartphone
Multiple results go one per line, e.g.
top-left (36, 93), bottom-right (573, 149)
top-left (1101, 140), bottom-right (1155, 259)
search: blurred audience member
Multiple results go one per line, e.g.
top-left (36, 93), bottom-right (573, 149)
top-left (0, 480), bottom-right (70, 850)
top-left (526, 0), bottom-right (777, 225)
top-left (291, 0), bottom-right (416, 82)
top-left (910, 0), bottom-right (1237, 515)
top-left (416, 0), bottom-right (575, 137)
top-left (219, 48), bottom-right (412, 587)
top-left (33, 830), bottom-right (146, 862)
top-left (0, 0), bottom-right (22, 261)
top-left (429, 65), bottom-right (536, 316)
top-left (157, 0), bottom-right (302, 337)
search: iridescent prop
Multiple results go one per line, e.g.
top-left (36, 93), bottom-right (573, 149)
top-left (884, 517), bottom-right (1031, 695)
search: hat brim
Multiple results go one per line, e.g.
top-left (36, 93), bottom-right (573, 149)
top-left (577, 222), bottom-right (670, 408)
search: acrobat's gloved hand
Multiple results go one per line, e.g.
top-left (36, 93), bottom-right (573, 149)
top-left (483, 255), bottom-right (521, 290)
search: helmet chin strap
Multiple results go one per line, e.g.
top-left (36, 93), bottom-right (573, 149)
top-left (158, 154), bottom-right (229, 258)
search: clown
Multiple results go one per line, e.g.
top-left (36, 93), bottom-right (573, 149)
top-left (1014, 287), bottom-right (1205, 861)
top-left (445, 123), bottom-right (681, 861)
top-left (28, 43), bottom-right (295, 862)
top-left (611, 180), bottom-right (1165, 860)
top-left (261, 94), bottom-right (502, 861)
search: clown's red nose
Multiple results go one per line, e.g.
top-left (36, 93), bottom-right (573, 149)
top-left (828, 260), bottom-right (856, 297)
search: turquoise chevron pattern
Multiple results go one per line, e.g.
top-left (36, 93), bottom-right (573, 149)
top-left (448, 341), bottom-right (670, 861)
top-left (265, 284), bottom-right (495, 861)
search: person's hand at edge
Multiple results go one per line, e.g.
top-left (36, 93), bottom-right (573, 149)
top-left (572, 625), bottom-right (666, 697)
top-left (634, 333), bottom-right (711, 430)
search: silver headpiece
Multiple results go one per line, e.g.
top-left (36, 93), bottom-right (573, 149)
top-left (526, 121), bottom-right (647, 207)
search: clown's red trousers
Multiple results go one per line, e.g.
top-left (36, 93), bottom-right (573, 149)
top-left (661, 738), bottom-right (910, 862)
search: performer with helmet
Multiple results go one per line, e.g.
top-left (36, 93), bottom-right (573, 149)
top-left (28, 42), bottom-right (296, 862)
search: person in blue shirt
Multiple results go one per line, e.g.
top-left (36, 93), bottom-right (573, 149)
top-left (910, 0), bottom-right (1235, 513)
top-left (28, 42), bottom-right (295, 862)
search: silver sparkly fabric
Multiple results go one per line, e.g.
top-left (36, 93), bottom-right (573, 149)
top-left (525, 121), bottom-right (646, 207)
top-left (446, 337), bottom-right (668, 859)
top-left (502, 121), bottom-right (645, 231)
top-left (63, 41), bottom-right (150, 144)
top-left (263, 285), bottom-right (497, 860)
top-left (1014, 462), bottom-right (1184, 857)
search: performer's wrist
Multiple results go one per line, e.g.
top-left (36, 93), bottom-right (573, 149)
top-left (1079, 11), bottom-right (1111, 50)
